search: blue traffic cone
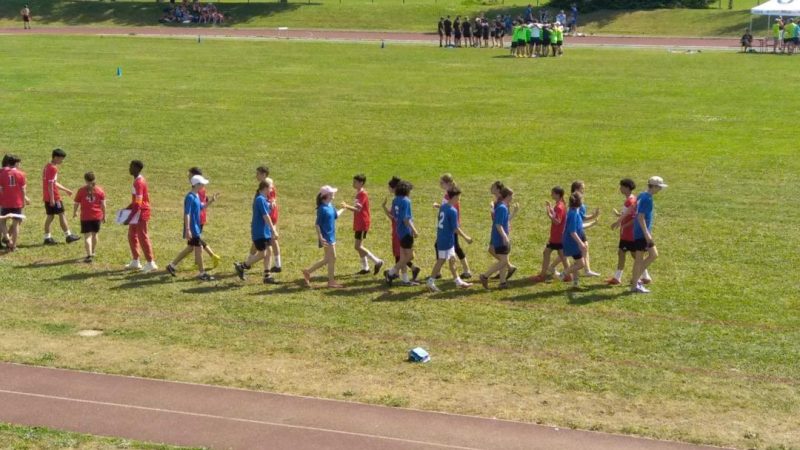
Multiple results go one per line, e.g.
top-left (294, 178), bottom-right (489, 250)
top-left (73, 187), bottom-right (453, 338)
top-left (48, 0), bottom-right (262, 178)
top-left (116, 67), bottom-right (122, 77)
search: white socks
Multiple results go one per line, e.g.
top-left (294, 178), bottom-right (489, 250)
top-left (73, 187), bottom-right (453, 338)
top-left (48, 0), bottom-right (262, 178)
top-left (365, 251), bottom-right (380, 264)
top-left (614, 270), bottom-right (623, 280)
top-left (361, 256), bottom-right (369, 270)
top-left (274, 255), bottom-right (282, 268)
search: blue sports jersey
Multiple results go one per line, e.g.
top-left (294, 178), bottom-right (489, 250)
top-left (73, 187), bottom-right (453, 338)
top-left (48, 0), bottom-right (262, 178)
top-left (184, 192), bottom-right (202, 239)
top-left (436, 203), bottom-right (459, 251)
top-left (579, 203), bottom-right (587, 219)
top-left (251, 194), bottom-right (273, 241)
top-left (316, 202), bottom-right (338, 244)
top-left (491, 202), bottom-right (509, 248)
top-left (562, 207), bottom-right (584, 257)
top-left (633, 191), bottom-right (654, 239)
top-left (392, 196), bottom-right (413, 238)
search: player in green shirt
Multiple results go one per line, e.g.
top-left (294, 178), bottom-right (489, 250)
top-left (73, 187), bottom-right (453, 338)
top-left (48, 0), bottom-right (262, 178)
top-left (773, 18), bottom-right (783, 53)
top-left (525, 23), bottom-right (532, 57)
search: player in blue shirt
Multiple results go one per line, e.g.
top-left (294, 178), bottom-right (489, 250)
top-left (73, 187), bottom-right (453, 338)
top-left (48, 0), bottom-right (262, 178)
top-left (568, 180), bottom-right (600, 278)
top-left (234, 180), bottom-right (278, 285)
top-left (303, 185), bottom-right (346, 289)
top-left (559, 192), bottom-right (588, 288)
top-left (166, 175), bottom-right (214, 281)
top-left (426, 187), bottom-right (473, 292)
top-left (630, 176), bottom-right (667, 294)
top-left (385, 180), bottom-right (419, 286)
top-left (479, 186), bottom-right (513, 289)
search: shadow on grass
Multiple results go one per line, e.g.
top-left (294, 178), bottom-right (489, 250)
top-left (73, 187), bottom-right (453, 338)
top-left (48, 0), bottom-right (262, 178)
top-left (56, 268), bottom-right (127, 281)
top-left (566, 285), bottom-right (629, 305)
top-left (371, 287), bottom-right (422, 302)
top-left (16, 258), bottom-right (85, 268)
top-left (0, 0), bottom-right (317, 27)
top-left (111, 272), bottom-right (169, 289)
top-left (182, 281), bottom-right (243, 294)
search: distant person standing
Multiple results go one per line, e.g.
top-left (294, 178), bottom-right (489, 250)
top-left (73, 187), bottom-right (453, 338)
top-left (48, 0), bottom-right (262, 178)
top-left (437, 17), bottom-right (445, 47)
top-left (570, 2), bottom-right (579, 35)
top-left (556, 10), bottom-right (567, 27)
top-left (123, 160), bottom-right (158, 273)
top-left (444, 16), bottom-right (453, 47)
top-left (21, 5), bottom-right (31, 30)
top-left (524, 4), bottom-right (533, 22)
top-left (773, 18), bottom-right (783, 53)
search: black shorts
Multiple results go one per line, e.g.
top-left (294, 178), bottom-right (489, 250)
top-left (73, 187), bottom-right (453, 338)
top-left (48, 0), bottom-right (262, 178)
top-left (253, 238), bottom-right (272, 251)
top-left (483, 31), bottom-right (489, 39)
top-left (557, 41), bottom-right (563, 46)
top-left (44, 201), bottom-right (65, 215)
top-left (0, 207), bottom-right (22, 215)
top-left (188, 236), bottom-right (205, 247)
top-left (570, 252), bottom-right (584, 261)
top-left (400, 234), bottom-right (414, 250)
top-left (464, 31), bottom-right (471, 38)
top-left (80, 220), bottom-right (101, 234)
top-left (546, 242), bottom-right (563, 250)
top-left (511, 41), bottom-right (517, 48)
top-left (532, 37), bottom-right (542, 44)
top-left (618, 239), bottom-right (636, 252)
top-left (516, 39), bottom-right (526, 46)
top-left (445, 30), bottom-right (452, 37)
top-left (494, 245), bottom-right (510, 255)
top-left (631, 238), bottom-right (654, 252)
top-left (354, 230), bottom-right (368, 240)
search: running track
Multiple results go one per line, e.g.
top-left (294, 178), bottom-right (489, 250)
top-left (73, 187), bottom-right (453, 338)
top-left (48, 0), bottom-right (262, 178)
top-left (0, 363), bottom-right (729, 450)
top-left (0, 26), bottom-right (742, 48)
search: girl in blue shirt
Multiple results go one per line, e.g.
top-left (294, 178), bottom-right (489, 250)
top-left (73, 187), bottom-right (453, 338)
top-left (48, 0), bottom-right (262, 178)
top-left (479, 186), bottom-right (513, 290)
top-left (303, 185), bottom-right (345, 289)
top-left (234, 180), bottom-right (278, 285)
top-left (559, 192), bottom-right (588, 288)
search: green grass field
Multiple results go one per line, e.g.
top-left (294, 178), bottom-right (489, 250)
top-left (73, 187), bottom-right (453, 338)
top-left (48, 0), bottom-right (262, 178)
top-left (0, 0), bottom-right (774, 36)
top-left (0, 36), bottom-right (799, 450)
top-left (0, 422), bottom-right (195, 449)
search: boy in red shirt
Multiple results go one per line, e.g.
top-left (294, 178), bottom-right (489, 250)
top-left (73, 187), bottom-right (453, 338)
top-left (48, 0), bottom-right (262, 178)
top-left (0, 154), bottom-right (30, 251)
top-left (608, 178), bottom-right (639, 285)
top-left (42, 148), bottom-right (80, 245)
top-left (72, 172), bottom-right (106, 263)
top-left (341, 174), bottom-right (383, 275)
top-left (188, 168), bottom-right (221, 269)
top-left (123, 160), bottom-right (157, 273)
top-left (530, 186), bottom-right (570, 283)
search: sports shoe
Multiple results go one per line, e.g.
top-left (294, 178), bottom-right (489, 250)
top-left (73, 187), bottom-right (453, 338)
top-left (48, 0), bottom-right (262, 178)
top-left (605, 277), bottom-right (621, 285)
top-left (125, 260), bottom-right (142, 270)
top-left (529, 274), bottom-right (546, 283)
top-left (584, 270), bottom-right (601, 277)
top-left (210, 254), bottom-right (221, 269)
top-left (234, 262), bottom-right (246, 280)
top-left (373, 260), bottom-right (384, 276)
top-left (327, 281), bottom-right (345, 288)
top-left (426, 278), bottom-right (440, 293)
top-left (43, 237), bottom-right (58, 246)
top-left (560, 273), bottom-right (573, 282)
top-left (631, 283), bottom-right (650, 294)
top-left (641, 277), bottom-right (652, 285)
top-left (263, 275), bottom-right (278, 285)
top-left (166, 264), bottom-right (177, 277)
top-left (198, 272), bottom-right (216, 282)
top-left (498, 282), bottom-right (509, 290)
top-left (141, 261), bottom-right (158, 273)
top-left (384, 270), bottom-right (398, 286)
top-left (357, 269), bottom-right (370, 275)
top-left (411, 266), bottom-right (421, 281)
top-left (479, 274), bottom-right (489, 289)
top-left (400, 280), bottom-right (419, 287)
top-left (434, 274), bottom-right (442, 280)
top-left (506, 266), bottom-right (518, 280)
top-left (456, 279), bottom-right (472, 289)
top-left (460, 272), bottom-right (472, 280)
top-left (66, 234), bottom-right (81, 244)
top-left (270, 266), bottom-right (282, 273)
top-left (83, 255), bottom-right (93, 264)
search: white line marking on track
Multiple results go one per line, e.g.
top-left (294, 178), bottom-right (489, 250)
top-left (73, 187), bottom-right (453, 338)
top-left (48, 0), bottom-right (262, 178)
top-left (0, 389), bottom-right (482, 450)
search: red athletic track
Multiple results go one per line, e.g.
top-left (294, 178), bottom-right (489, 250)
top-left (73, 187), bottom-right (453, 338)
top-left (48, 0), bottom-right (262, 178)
top-left (0, 363), bottom-right (730, 450)
top-left (0, 26), bottom-right (742, 48)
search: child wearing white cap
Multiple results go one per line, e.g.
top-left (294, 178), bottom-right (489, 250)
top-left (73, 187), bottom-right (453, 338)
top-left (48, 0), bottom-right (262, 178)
top-left (165, 175), bottom-right (214, 281)
top-left (629, 176), bottom-right (668, 294)
top-left (302, 185), bottom-right (346, 288)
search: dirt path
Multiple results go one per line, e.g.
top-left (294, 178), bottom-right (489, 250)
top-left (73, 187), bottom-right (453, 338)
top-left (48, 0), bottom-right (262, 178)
top-left (0, 26), bottom-right (742, 48)
top-left (0, 363), bottom-right (729, 450)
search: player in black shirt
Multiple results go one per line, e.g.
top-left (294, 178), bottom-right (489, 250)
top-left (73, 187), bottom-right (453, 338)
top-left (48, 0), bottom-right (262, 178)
top-left (453, 16), bottom-right (461, 47)
top-left (481, 19), bottom-right (490, 48)
top-left (437, 17), bottom-right (444, 47)
top-left (443, 16), bottom-right (452, 47)
top-left (462, 17), bottom-right (471, 47)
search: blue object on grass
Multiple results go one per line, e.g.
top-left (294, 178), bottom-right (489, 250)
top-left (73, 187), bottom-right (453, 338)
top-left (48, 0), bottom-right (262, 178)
top-left (408, 347), bottom-right (430, 363)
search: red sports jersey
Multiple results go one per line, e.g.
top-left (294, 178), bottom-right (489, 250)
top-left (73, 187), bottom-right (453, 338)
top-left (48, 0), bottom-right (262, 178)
top-left (354, 190), bottom-right (371, 231)
top-left (75, 186), bottom-right (106, 221)
top-left (549, 200), bottom-right (567, 244)
top-left (620, 194), bottom-right (637, 241)
top-left (390, 217), bottom-right (401, 259)
top-left (268, 187), bottom-right (278, 224)
top-left (198, 187), bottom-right (208, 225)
top-left (0, 168), bottom-right (27, 208)
top-left (42, 163), bottom-right (60, 203)
top-left (128, 175), bottom-right (151, 221)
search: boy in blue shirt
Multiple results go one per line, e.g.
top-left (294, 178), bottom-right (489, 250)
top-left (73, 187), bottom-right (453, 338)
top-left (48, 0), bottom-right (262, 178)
top-left (479, 187), bottom-right (513, 289)
top-left (559, 192), bottom-right (588, 288)
top-left (166, 175), bottom-right (214, 281)
top-left (303, 185), bottom-right (346, 289)
top-left (385, 180), bottom-right (419, 286)
top-left (234, 180), bottom-right (278, 285)
top-left (426, 187), bottom-right (473, 292)
top-left (630, 176), bottom-right (667, 294)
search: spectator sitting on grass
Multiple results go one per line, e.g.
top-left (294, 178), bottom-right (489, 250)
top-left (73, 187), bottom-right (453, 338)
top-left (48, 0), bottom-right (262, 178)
top-left (741, 28), bottom-right (753, 52)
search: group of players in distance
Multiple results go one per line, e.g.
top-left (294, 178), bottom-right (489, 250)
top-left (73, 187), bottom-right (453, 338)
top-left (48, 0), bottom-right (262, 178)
top-left (0, 149), bottom-right (665, 294)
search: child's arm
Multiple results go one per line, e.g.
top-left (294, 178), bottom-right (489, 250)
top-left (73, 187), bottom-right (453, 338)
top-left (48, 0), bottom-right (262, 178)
top-left (405, 218), bottom-right (419, 237)
top-left (72, 201), bottom-right (79, 219)
top-left (545, 202), bottom-right (560, 224)
top-left (184, 213), bottom-right (192, 239)
top-left (455, 226), bottom-right (473, 244)
top-left (509, 202), bottom-right (520, 221)
top-left (265, 214), bottom-right (278, 239)
top-left (571, 231), bottom-right (587, 252)
top-left (101, 200), bottom-right (107, 223)
top-left (55, 181), bottom-right (73, 197)
top-left (584, 207), bottom-right (600, 221)
top-left (583, 219), bottom-right (597, 230)
top-left (315, 224), bottom-right (328, 246)
top-left (381, 198), bottom-right (393, 220)
top-left (22, 185), bottom-right (30, 205)
top-left (340, 201), bottom-right (359, 213)
top-left (205, 193), bottom-right (219, 209)
top-left (637, 213), bottom-right (653, 243)
top-left (495, 224), bottom-right (509, 246)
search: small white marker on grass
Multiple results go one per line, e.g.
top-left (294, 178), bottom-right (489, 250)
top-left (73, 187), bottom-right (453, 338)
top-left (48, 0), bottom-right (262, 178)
top-left (77, 329), bottom-right (103, 337)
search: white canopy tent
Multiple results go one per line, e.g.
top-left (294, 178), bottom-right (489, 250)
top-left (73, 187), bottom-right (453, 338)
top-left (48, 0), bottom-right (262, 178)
top-left (751, 0), bottom-right (800, 33)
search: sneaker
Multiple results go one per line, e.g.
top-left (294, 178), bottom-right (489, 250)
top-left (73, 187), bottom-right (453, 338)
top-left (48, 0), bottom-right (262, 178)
top-left (373, 260), bottom-right (384, 276)
top-left (641, 277), bottom-right (652, 285)
top-left (605, 277), bottom-right (621, 285)
top-left (166, 264), bottom-right (177, 277)
top-left (327, 281), bottom-right (344, 288)
top-left (66, 234), bottom-right (81, 244)
top-left (434, 274), bottom-right (442, 280)
top-left (584, 270), bottom-right (601, 277)
top-left (426, 278), bottom-right (440, 293)
top-left (198, 272), bottom-right (216, 282)
top-left (125, 260), bottom-right (142, 270)
top-left (263, 276), bottom-right (278, 285)
top-left (270, 266), bottom-right (282, 273)
top-left (400, 280), bottom-right (419, 286)
top-left (456, 280), bottom-right (472, 289)
top-left (384, 270), bottom-right (398, 286)
top-left (529, 274), bottom-right (546, 283)
top-left (498, 282), bottom-right (509, 290)
top-left (479, 274), bottom-right (489, 289)
top-left (234, 262), bottom-right (246, 280)
top-left (506, 266), bottom-right (518, 280)
top-left (83, 256), bottom-right (93, 264)
top-left (141, 261), bottom-right (158, 273)
top-left (43, 237), bottom-right (58, 246)
top-left (210, 254), bottom-right (221, 269)
top-left (411, 266), bottom-right (421, 281)
top-left (357, 269), bottom-right (370, 275)
top-left (631, 283), bottom-right (650, 294)
top-left (561, 274), bottom-right (573, 282)
top-left (460, 272), bottom-right (472, 280)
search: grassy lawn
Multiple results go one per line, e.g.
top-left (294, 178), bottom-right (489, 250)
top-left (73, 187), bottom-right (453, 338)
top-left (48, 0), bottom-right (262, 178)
top-left (0, 0), bottom-right (775, 36)
top-left (0, 36), bottom-right (799, 450)
top-left (0, 422), bottom-right (195, 449)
